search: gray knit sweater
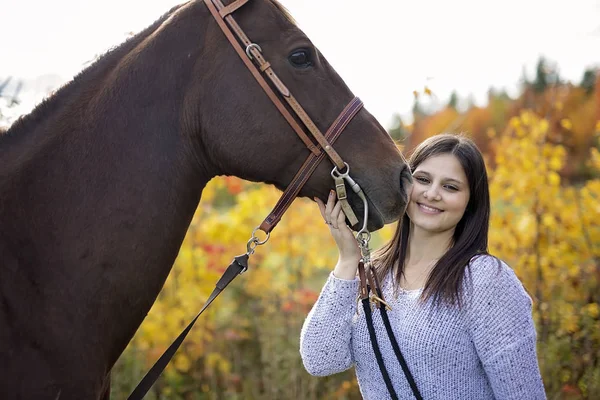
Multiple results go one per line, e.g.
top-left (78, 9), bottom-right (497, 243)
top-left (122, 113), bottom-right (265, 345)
top-left (299, 255), bottom-right (546, 399)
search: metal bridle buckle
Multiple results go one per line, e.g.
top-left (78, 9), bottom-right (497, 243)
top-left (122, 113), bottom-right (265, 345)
top-left (245, 43), bottom-right (262, 60)
top-left (246, 226), bottom-right (270, 257)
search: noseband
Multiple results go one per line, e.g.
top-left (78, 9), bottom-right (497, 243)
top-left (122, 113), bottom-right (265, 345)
top-left (128, 1), bottom-right (371, 397)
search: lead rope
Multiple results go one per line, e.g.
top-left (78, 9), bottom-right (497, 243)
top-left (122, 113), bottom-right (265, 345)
top-left (127, 167), bottom-right (366, 399)
top-left (354, 201), bottom-right (423, 400)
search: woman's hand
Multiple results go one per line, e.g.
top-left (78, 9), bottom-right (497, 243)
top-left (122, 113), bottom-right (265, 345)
top-left (315, 190), bottom-right (361, 280)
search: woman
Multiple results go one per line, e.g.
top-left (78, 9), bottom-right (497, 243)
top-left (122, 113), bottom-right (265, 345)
top-left (300, 133), bottom-right (546, 399)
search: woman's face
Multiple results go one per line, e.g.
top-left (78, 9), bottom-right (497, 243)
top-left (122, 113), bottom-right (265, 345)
top-left (406, 153), bottom-right (470, 235)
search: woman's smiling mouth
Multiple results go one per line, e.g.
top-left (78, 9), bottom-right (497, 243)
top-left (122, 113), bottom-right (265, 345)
top-left (418, 203), bottom-right (444, 214)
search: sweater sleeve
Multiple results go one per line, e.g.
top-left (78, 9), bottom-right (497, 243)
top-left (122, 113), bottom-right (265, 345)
top-left (466, 255), bottom-right (547, 400)
top-left (299, 271), bottom-right (359, 376)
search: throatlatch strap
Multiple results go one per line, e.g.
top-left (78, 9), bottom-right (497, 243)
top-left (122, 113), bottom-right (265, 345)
top-left (127, 254), bottom-right (249, 400)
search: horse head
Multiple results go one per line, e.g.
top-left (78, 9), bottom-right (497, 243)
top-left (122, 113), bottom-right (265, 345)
top-left (188, 0), bottom-right (412, 231)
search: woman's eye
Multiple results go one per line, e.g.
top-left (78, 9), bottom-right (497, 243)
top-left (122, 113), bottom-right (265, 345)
top-left (444, 185), bottom-right (458, 191)
top-left (288, 49), bottom-right (313, 68)
top-left (414, 176), bottom-right (429, 183)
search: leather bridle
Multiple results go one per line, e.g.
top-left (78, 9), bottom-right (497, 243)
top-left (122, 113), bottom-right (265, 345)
top-left (128, 0), bottom-right (372, 397)
top-left (204, 0), bottom-right (367, 236)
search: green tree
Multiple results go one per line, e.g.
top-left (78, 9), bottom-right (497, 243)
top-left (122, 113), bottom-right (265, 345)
top-left (580, 68), bottom-right (597, 96)
top-left (388, 113), bottom-right (408, 142)
top-left (447, 91), bottom-right (459, 110)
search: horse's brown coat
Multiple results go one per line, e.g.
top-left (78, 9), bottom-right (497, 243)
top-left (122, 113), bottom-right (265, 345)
top-left (0, 1), bottom-right (411, 398)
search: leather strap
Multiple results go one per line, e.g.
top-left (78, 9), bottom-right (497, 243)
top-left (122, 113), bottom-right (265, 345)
top-left (218, 0), bottom-right (248, 17)
top-left (128, 255), bottom-right (250, 400)
top-left (258, 97), bottom-right (363, 233)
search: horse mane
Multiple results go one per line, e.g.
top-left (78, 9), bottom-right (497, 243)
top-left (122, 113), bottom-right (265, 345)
top-left (1, 3), bottom-right (188, 143)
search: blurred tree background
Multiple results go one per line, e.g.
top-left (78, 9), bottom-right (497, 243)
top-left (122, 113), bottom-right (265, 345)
top-left (1, 57), bottom-right (599, 399)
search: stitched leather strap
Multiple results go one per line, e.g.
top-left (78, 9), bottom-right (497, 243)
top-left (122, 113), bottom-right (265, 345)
top-left (218, 0), bottom-right (248, 17)
top-left (258, 97), bottom-right (363, 233)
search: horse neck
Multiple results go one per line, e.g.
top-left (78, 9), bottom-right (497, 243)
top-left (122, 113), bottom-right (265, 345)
top-left (1, 2), bottom-right (213, 372)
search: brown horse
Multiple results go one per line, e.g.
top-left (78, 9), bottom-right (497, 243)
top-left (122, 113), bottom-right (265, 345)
top-left (0, 0), bottom-right (411, 398)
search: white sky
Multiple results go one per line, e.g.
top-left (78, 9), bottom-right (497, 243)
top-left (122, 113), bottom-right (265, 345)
top-left (1, 0), bottom-right (599, 128)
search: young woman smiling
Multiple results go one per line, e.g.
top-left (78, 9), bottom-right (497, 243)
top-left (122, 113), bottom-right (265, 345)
top-left (300, 133), bottom-right (546, 399)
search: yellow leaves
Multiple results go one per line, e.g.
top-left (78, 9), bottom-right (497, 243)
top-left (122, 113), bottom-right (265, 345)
top-left (175, 354), bottom-right (192, 372)
top-left (547, 172), bottom-right (561, 186)
top-left (585, 303), bottom-right (600, 319)
top-left (589, 147), bottom-right (600, 170)
top-left (413, 86), bottom-right (433, 98)
top-left (205, 352), bottom-right (231, 375)
top-left (515, 213), bottom-right (536, 244)
top-left (541, 214), bottom-right (556, 228)
top-left (489, 110), bottom-right (599, 344)
top-left (560, 118), bottom-right (573, 130)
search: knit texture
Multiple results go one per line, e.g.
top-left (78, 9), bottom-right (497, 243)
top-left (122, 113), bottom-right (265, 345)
top-left (299, 255), bottom-right (546, 399)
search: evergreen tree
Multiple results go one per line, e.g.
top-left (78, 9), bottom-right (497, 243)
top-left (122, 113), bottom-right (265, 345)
top-left (580, 68), bottom-right (596, 95)
top-left (388, 113), bottom-right (408, 142)
top-left (447, 91), bottom-right (458, 109)
top-left (533, 57), bottom-right (548, 93)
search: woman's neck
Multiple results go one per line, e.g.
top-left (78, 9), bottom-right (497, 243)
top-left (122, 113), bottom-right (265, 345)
top-left (406, 224), bottom-right (454, 267)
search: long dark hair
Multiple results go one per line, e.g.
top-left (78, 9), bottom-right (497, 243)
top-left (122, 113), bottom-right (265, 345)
top-left (373, 133), bottom-right (491, 307)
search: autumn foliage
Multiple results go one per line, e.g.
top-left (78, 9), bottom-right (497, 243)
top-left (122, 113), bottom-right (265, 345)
top-left (110, 65), bottom-right (600, 399)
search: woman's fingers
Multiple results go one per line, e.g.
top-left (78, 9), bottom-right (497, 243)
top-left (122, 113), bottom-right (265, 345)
top-left (316, 190), bottom-right (353, 231)
top-left (329, 200), bottom-right (343, 229)
top-left (324, 191), bottom-right (336, 223)
top-left (314, 197), bottom-right (325, 219)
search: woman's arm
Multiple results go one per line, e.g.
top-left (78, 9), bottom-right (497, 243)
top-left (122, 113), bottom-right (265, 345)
top-left (299, 271), bottom-right (359, 376)
top-left (466, 255), bottom-right (546, 400)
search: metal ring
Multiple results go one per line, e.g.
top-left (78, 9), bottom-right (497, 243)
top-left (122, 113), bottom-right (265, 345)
top-left (357, 230), bottom-right (371, 244)
top-left (251, 227), bottom-right (270, 245)
top-left (245, 43), bottom-right (262, 60)
top-left (331, 162), bottom-right (350, 179)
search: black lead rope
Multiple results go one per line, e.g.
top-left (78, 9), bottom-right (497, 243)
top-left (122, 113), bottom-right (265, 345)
top-left (375, 287), bottom-right (424, 400)
top-left (127, 254), bottom-right (249, 400)
top-left (362, 298), bottom-right (400, 400)
top-left (361, 284), bottom-right (423, 400)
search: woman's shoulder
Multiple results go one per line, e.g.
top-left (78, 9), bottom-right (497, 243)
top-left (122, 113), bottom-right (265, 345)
top-left (463, 254), bottom-right (530, 301)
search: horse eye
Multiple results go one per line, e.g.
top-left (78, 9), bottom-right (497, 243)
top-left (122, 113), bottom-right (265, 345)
top-left (288, 49), bottom-right (313, 68)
